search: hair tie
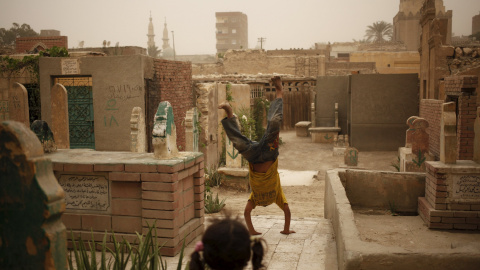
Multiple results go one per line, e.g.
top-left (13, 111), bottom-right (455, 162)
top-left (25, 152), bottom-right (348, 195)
top-left (194, 241), bottom-right (204, 252)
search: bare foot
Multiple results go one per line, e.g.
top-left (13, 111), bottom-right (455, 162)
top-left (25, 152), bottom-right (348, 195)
top-left (271, 76), bottom-right (282, 90)
top-left (218, 102), bottom-right (233, 118)
top-left (280, 230), bottom-right (296, 235)
top-left (249, 230), bottom-right (262, 236)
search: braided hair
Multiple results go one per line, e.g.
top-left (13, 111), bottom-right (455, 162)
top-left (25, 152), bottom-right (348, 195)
top-left (189, 216), bottom-right (265, 270)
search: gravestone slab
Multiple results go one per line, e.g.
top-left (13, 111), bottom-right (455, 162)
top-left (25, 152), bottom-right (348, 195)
top-left (153, 101), bottom-right (178, 158)
top-left (51, 83), bottom-right (69, 149)
top-left (226, 136), bottom-right (242, 168)
top-left (344, 147), bottom-right (359, 166)
top-left (405, 116), bottom-right (419, 148)
top-left (31, 120), bottom-right (57, 153)
top-left (9, 82), bottom-right (29, 126)
top-left (185, 107), bottom-right (199, 152)
top-left (0, 121), bottom-right (67, 269)
top-left (130, 107), bottom-right (146, 152)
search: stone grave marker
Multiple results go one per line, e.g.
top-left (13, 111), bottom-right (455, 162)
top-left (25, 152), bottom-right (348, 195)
top-left (335, 103), bottom-right (339, 128)
top-left (51, 83), bottom-right (69, 149)
top-left (31, 120), bottom-right (57, 153)
top-left (185, 107), bottom-right (199, 152)
top-left (153, 101), bottom-right (178, 158)
top-left (9, 82), bottom-right (29, 126)
top-left (411, 118), bottom-right (429, 168)
top-left (130, 106), bottom-right (146, 152)
top-left (311, 102), bottom-right (316, 128)
top-left (405, 116), bottom-right (419, 148)
top-left (440, 102), bottom-right (457, 164)
top-left (0, 121), bottom-right (67, 269)
top-left (344, 147), bottom-right (359, 166)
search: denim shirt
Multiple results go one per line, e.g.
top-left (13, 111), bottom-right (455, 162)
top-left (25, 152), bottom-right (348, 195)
top-left (221, 98), bottom-right (283, 164)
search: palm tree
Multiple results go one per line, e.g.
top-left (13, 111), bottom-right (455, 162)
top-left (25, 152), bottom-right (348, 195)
top-left (364, 21), bottom-right (393, 43)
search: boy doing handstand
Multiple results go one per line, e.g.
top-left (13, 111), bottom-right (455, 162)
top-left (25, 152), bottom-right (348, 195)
top-left (219, 76), bottom-right (295, 235)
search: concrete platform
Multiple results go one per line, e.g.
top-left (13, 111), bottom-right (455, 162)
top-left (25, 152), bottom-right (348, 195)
top-left (164, 215), bottom-right (338, 270)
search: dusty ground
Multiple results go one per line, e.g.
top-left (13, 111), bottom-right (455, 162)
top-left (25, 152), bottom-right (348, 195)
top-left (209, 130), bottom-right (398, 219)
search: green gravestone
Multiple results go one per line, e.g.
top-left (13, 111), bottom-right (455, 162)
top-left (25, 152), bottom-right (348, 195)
top-left (0, 121), bottom-right (67, 269)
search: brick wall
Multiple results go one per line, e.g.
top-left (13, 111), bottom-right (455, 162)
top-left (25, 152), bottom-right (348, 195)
top-left (445, 75), bottom-right (479, 160)
top-left (419, 99), bottom-right (443, 159)
top-left (148, 59), bottom-right (193, 152)
top-left (16, 36), bottom-right (68, 53)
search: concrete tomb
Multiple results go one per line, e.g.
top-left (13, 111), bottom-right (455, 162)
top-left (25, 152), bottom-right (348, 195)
top-left (130, 106), bottom-right (146, 153)
top-left (153, 101), bottom-right (178, 158)
top-left (333, 135), bottom-right (347, 156)
top-left (309, 103), bottom-right (341, 143)
top-left (51, 83), bottom-right (69, 149)
top-left (9, 82), bottom-right (29, 127)
top-left (31, 120), bottom-right (57, 153)
top-left (184, 107), bottom-right (199, 152)
top-left (0, 121), bottom-right (67, 269)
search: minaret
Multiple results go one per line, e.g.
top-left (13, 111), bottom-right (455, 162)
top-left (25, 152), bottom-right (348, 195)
top-left (147, 12), bottom-right (155, 49)
top-left (162, 18), bottom-right (171, 50)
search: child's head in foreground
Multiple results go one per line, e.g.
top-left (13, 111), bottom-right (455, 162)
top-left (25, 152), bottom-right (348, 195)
top-left (189, 215), bottom-right (265, 270)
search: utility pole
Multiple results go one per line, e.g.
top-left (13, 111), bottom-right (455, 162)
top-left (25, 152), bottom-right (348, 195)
top-left (258, 37), bottom-right (266, 50)
top-left (171, 30), bottom-right (176, 60)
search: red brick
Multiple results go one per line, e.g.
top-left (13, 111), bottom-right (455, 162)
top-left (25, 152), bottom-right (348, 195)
top-left (64, 164), bottom-right (93, 172)
top-left (194, 200), bottom-right (205, 210)
top-left (142, 209), bottom-right (180, 220)
top-left (112, 198), bottom-right (142, 216)
top-left (62, 213), bottom-right (81, 230)
top-left (183, 176), bottom-right (194, 191)
top-left (94, 164), bottom-right (124, 172)
top-left (142, 190), bottom-right (180, 202)
top-left (194, 176), bottom-right (205, 186)
top-left (449, 204), bottom-right (471, 211)
top-left (177, 168), bottom-right (189, 180)
top-left (184, 204), bottom-right (195, 223)
top-left (454, 223), bottom-right (477, 230)
top-left (454, 211), bottom-right (478, 218)
top-left (111, 182), bottom-right (141, 199)
top-left (183, 188), bottom-right (194, 206)
top-left (194, 185), bottom-right (205, 194)
top-left (472, 205), bottom-right (480, 211)
top-left (125, 164), bottom-right (158, 173)
top-left (429, 222), bottom-right (453, 229)
top-left (466, 218), bottom-right (480, 224)
top-left (142, 182), bottom-right (178, 192)
top-left (141, 172), bottom-right (178, 182)
top-left (82, 215), bottom-right (112, 231)
top-left (109, 172), bottom-right (140, 182)
top-left (142, 218), bottom-right (183, 229)
top-left (195, 208), bottom-right (205, 218)
top-left (184, 157), bottom-right (195, 168)
top-left (112, 216), bottom-right (142, 234)
top-left (195, 155), bottom-right (204, 163)
top-left (198, 161), bottom-right (204, 170)
top-left (194, 193), bottom-right (203, 202)
top-left (188, 164), bottom-right (199, 176)
top-left (157, 162), bottom-right (184, 173)
top-left (194, 169), bottom-right (205, 178)
top-left (442, 217), bottom-right (465, 224)
top-left (142, 200), bottom-right (178, 210)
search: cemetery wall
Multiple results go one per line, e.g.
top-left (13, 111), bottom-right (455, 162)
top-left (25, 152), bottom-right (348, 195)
top-left (350, 51), bottom-right (420, 74)
top-left (419, 99), bottom-right (443, 158)
top-left (350, 73), bottom-right (419, 151)
top-left (315, 76), bottom-right (349, 132)
top-left (325, 62), bottom-right (376, 76)
top-left (16, 36), bottom-right (68, 53)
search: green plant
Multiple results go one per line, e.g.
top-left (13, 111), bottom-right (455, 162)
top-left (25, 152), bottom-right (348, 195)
top-left (67, 222), bottom-right (188, 270)
top-left (225, 83), bottom-right (234, 103)
top-left (204, 187), bottom-right (226, 214)
top-left (252, 98), bottom-right (269, 140)
top-left (236, 106), bottom-right (256, 141)
top-left (388, 201), bottom-right (398, 216)
top-left (204, 165), bottom-right (221, 187)
top-left (391, 156), bottom-right (400, 172)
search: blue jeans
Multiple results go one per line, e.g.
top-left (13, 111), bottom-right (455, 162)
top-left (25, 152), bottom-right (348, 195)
top-left (221, 98), bottom-right (283, 164)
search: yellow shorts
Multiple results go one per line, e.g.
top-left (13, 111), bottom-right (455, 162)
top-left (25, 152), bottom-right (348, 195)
top-left (248, 159), bottom-right (288, 210)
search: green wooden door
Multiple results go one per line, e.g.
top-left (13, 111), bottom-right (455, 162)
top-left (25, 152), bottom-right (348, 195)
top-left (66, 85), bottom-right (95, 149)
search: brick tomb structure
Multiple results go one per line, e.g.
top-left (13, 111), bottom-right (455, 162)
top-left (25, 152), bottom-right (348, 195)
top-left (50, 150), bottom-right (205, 256)
top-left (418, 101), bottom-right (480, 230)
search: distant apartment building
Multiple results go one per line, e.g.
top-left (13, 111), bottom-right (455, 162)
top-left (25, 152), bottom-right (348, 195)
top-left (215, 12), bottom-right (248, 54)
top-left (473, 12), bottom-right (480, 35)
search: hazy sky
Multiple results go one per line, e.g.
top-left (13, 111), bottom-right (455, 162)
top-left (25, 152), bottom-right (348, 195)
top-left (1, 0), bottom-right (479, 55)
